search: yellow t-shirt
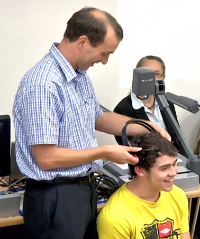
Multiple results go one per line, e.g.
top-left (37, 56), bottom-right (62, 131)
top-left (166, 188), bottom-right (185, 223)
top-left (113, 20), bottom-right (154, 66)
top-left (97, 184), bottom-right (189, 239)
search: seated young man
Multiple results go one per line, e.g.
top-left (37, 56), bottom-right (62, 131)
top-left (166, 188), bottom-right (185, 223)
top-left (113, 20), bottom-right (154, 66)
top-left (97, 132), bottom-right (190, 239)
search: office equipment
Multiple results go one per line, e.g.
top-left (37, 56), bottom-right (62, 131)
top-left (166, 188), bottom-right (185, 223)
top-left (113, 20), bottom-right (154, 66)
top-left (0, 193), bottom-right (21, 218)
top-left (104, 153), bottom-right (188, 179)
top-left (133, 67), bottom-right (200, 176)
top-left (114, 163), bottom-right (194, 189)
top-left (103, 160), bottom-right (129, 178)
top-left (103, 138), bottom-right (199, 191)
top-left (9, 142), bottom-right (25, 182)
top-left (104, 159), bottom-right (199, 192)
top-left (0, 115), bottom-right (11, 177)
top-left (165, 92), bottom-right (199, 114)
top-left (118, 167), bottom-right (199, 192)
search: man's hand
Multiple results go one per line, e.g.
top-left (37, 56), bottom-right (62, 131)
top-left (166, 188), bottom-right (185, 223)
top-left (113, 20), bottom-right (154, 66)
top-left (104, 145), bottom-right (142, 165)
top-left (148, 121), bottom-right (171, 141)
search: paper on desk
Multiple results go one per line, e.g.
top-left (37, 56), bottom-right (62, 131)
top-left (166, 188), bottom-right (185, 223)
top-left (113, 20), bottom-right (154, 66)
top-left (113, 163), bottom-right (129, 170)
top-left (177, 158), bottom-right (183, 163)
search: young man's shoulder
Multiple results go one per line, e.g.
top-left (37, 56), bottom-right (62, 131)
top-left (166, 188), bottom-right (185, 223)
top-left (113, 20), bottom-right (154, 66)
top-left (97, 183), bottom-right (134, 236)
top-left (100, 183), bottom-right (133, 215)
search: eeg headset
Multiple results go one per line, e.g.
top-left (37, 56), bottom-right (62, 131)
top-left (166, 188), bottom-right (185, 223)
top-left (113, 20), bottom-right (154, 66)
top-left (121, 119), bottom-right (158, 147)
top-left (121, 119), bottom-right (160, 159)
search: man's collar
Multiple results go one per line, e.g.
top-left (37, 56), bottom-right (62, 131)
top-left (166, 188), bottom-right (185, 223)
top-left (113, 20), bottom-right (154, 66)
top-left (49, 43), bottom-right (87, 83)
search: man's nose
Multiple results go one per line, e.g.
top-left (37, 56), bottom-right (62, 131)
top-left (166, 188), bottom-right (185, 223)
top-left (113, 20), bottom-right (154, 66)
top-left (101, 55), bottom-right (109, 65)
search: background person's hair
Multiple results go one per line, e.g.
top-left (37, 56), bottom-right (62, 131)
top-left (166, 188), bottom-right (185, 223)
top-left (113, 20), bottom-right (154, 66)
top-left (64, 7), bottom-right (123, 47)
top-left (136, 55), bottom-right (166, 77)
top-left (128, 132), bottom-right (178, 176)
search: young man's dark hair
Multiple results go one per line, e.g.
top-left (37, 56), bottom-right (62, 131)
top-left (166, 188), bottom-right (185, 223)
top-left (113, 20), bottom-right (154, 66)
top-left (64, 7), bottom-right (123, 47)
top-left (129, 132), bottom-right (178, 176)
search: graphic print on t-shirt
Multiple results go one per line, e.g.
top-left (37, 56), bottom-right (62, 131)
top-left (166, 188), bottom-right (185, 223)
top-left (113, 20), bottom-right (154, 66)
top-left (140, 218), bottom-right (181, 239)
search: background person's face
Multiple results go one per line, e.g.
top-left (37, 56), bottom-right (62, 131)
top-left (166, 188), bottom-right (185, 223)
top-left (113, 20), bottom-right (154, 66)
top-left (144, 155), bottom-right (177, 192)
top-left (141, 59), bottom-right (165, 80)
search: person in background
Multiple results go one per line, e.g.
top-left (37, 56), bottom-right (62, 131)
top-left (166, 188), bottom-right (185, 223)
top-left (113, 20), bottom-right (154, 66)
top-left (97, 132), bottom-right (190, 239)
top-left (12, 8), bottom-right (170, 239)
top-left (114, 55), bottom-right (187, 157)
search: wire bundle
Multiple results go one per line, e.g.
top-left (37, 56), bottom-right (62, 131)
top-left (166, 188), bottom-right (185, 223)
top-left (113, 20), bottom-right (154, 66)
top-left (95, 173), bottom-right (119, 201)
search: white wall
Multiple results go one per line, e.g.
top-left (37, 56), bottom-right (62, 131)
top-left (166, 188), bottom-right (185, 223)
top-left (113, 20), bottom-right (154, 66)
top-left (1, 0), bottom-right (200, 150)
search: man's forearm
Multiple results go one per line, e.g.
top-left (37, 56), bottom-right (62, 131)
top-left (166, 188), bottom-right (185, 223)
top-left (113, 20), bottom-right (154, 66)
top-left (32, 144), bottom-right (108, 171)
top-left (95, 112), bottom-right (171, 141)
top-left (95, 112), bottom-right (148, 136)
top-left (32, 143), bottom-right (141, 171)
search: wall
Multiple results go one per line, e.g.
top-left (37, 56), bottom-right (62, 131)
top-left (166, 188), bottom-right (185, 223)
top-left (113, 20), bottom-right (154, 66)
top-left (1, 0), bottom-right (200, 150)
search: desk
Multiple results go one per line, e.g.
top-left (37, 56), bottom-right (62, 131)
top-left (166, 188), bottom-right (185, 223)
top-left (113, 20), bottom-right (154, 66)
top-left (1, 185), bottom-right (200, 239)
top-left (0, 216), bottom-right (24, 227)
top-left (0, 205), bottom-right (104, 227)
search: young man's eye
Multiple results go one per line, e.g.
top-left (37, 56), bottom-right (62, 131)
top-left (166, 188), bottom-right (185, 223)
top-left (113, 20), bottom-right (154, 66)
top-left (161, 167), bottom-right (167, 171)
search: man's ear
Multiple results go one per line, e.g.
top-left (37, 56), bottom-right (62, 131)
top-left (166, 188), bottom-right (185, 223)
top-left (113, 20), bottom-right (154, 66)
top-left (134, 166), bottom-right (146, 177)
top-left (77, 35), bottom-right (89, 49)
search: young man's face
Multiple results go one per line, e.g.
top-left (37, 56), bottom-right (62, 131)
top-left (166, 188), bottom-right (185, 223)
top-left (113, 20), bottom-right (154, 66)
top-left (144, 155), bottom-right (178, 192)
top-left (77, 27), bottom-right (120, 71)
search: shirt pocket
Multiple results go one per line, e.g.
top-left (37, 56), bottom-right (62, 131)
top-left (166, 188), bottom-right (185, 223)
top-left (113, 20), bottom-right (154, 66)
top-left (82, 96), bottom-right (96, 125)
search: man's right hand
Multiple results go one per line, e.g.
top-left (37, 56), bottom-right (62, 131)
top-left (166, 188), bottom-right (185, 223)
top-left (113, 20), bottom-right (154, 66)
top-left (103, 145), bottom-right (142, 165)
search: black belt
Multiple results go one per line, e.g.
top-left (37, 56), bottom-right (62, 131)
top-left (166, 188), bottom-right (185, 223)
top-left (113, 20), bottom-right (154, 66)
top-left (28, 172), bottom-right (94, 185)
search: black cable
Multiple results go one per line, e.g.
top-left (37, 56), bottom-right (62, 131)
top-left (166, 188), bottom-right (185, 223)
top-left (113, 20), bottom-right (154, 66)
top-left (95, 173), bottom-right (119, 201)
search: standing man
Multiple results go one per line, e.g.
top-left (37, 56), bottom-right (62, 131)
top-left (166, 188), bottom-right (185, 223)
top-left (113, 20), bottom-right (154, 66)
top-left (13, 7), bottom-right (170, 239)
top-left (97, 132), bottom-right (190, 239)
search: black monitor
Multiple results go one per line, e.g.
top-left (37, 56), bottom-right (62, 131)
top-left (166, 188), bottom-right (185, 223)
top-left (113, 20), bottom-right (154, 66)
top-left (9, 142), bottom-right (25, 181)
top-left (0, 115), bottom-right (11, 176)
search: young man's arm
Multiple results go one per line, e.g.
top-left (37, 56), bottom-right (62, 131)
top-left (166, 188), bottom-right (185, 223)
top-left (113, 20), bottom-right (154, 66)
top-left (181, 231), bottom-right (190, 239)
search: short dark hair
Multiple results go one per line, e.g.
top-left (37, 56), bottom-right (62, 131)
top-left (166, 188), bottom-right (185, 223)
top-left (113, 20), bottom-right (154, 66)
top-left (64, 7), bottom-right (123, 47)
top-left (136, 55), bottom-right (166, 77)
top-left (129, 132), bottom-right (178, 176)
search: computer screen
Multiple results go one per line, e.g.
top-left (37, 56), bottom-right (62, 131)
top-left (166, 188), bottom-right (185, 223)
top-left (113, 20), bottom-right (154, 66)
top-left (0, 115), bottom-right (11, 176)
top-left (10, 142), bottom-right (25, 181)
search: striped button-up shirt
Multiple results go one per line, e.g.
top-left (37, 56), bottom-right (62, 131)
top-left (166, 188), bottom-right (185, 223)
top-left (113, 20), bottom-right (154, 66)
top-left (13, 43), bottom-right (103, 180)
